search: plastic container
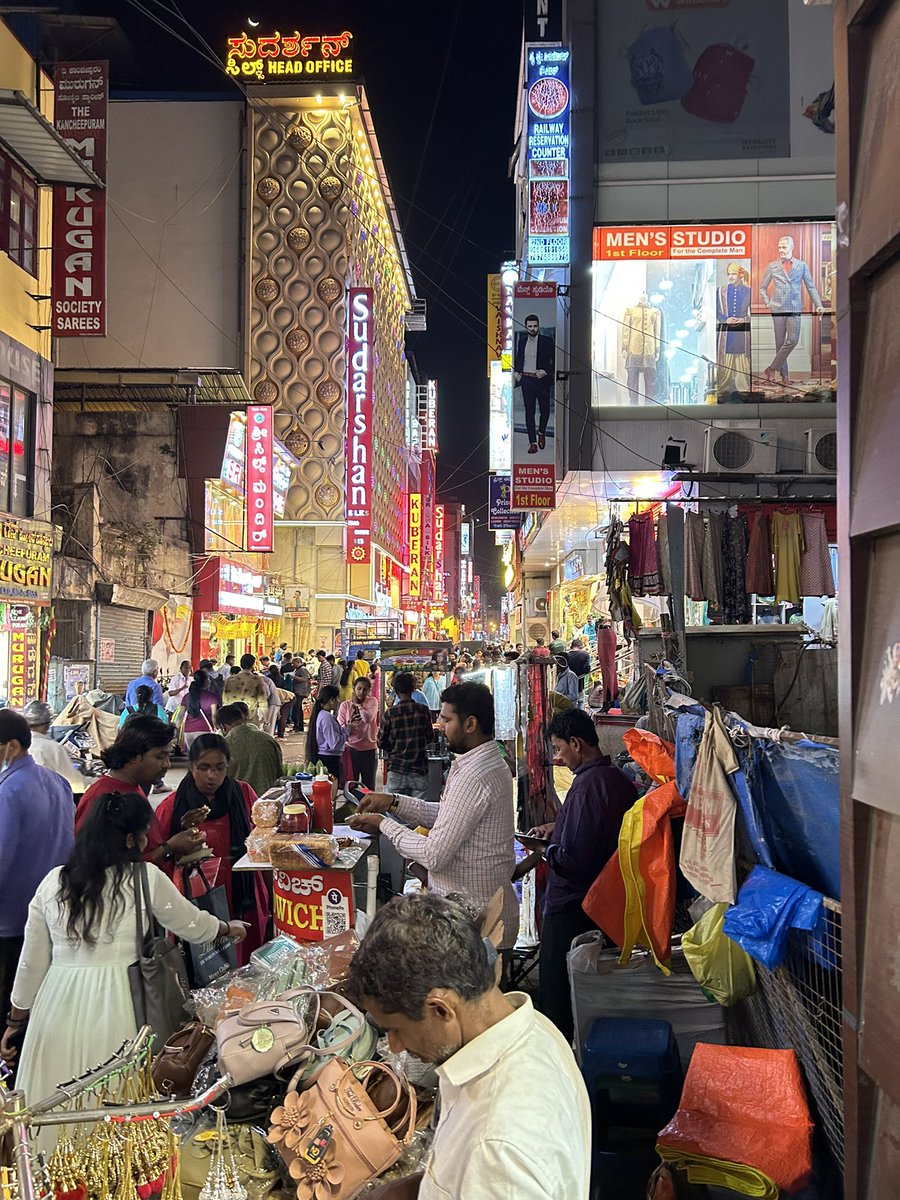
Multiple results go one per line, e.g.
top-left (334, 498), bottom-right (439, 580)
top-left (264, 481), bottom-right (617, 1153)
top-left (311, 777), bottom-right (334, 834)
top-left (279, 802), bottom-right (311, 836)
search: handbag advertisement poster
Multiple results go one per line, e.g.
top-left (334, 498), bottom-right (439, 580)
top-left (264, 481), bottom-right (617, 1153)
top-left (597, 0), bottom-right (790, 162)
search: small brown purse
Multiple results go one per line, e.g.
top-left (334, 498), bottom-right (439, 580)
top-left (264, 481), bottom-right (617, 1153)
top-left (151, 1019), bottom-right (214, 1097)
top-left (268, 1058), bottom-right (417, 1200)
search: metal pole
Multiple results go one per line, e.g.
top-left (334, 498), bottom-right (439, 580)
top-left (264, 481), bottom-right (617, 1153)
top-left (4, 1091), bottom-right (37, 1200)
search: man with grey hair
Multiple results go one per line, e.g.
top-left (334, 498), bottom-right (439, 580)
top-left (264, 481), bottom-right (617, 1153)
top-left (22, 701), bottom-right (85, 793)
top-left (347, 893), bottom-right (591, 1199)
top-left (760, 234), bottom-right (824, 386)
top-left (125, 659), bottom-right (164, 708)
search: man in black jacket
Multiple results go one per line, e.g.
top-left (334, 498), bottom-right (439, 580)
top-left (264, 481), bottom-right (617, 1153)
top-left (514, 314), bottom-right (555, 453)
top-left (566, 638), bottom-right (592, 708)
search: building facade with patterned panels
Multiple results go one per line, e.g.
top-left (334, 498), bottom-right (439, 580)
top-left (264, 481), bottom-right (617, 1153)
top-left (246, 78), bottom-right (423, 651)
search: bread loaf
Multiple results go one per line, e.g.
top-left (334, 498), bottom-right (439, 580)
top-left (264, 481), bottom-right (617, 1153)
top-left (268, 833), bottom-right (339, 868)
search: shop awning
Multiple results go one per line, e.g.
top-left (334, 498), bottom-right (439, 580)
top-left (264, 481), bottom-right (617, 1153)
top-left (0, 91), bottom-right (103, 187)
top-left (53, 368), bottom-right (252, 411)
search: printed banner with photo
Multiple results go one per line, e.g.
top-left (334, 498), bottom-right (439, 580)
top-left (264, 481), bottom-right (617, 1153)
top-left (511, 281), bottom-right (557, 511)
top-left (592, 221), bottom-right (836, 407)
top-left (596, 0), bottom-right (790, 164)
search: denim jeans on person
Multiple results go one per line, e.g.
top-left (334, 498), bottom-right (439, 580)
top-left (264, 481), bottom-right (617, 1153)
top-left (386, 767), bottom-right (429, 801)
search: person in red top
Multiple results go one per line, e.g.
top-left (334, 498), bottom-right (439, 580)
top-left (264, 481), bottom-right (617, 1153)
top-left (75, 716), bottom-right (204, 865)
top-left (147, 734), bottom-right (269, 963)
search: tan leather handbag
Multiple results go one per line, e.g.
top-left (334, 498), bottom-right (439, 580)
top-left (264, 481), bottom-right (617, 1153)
top-left (151, 1020), bottom-right (214, 1097)
top-left (216, 990), bottom-right (311, 1086)
top-left (268, 1059), bottom-right (417, 1200)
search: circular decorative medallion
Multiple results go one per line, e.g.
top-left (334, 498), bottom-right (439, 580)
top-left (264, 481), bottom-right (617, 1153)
top-left (254, 379), bottom-right (278, 403)
top-left (316, 276), bottom-right (342, 304)
top-left (316, 482), bottom-right (340, 510)
top-left (256, 176), bottom-right (280, 202)
top-left (251, 1027), bottom-right (275, 1053)
top-left (286, 125), bottom-right (312, 153)
top-left (287, 226), bottom-right (311, 253)
top-left (284, 428), bottom-right (310, 458)
top-left (255, 277), bottom-right (279, 303)
top-left (318, 175), bottom-right (343, 203)
top-left (285, 328), bottom-right (310, 354)
top-left (316, 379), bottom-right (341, 406)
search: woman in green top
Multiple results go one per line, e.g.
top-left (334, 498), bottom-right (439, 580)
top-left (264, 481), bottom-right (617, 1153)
top-left (216, 702), bottom-right (283, 796)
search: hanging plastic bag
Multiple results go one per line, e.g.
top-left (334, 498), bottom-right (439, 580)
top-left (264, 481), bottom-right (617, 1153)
top-left (679, 708), bottom-right (739, 903)
top-left (622, 727), bottom-right (676, 782)
top-left (681, 903), bottom-right (756, 1006)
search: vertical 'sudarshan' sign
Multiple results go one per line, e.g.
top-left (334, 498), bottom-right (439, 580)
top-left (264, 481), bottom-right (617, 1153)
top-left (346, 287), bottom-right (374, 565)
top-left (245, 406), bottom-right (274, 552)
top-left (52, 62), bottom-right (108, 337)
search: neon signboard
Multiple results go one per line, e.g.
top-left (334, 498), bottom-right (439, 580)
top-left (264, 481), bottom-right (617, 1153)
top-left (346, 287), bottom-right (374, 564)
top-left (408, 493), bottom-right (422, 597)
top-left (434, 504), bottom-right (445, 603)
top-left (245, 406), bottom-right (274, 552)
top-left (226, 31), bottom-right (354, 81)
top-left (526, 47), bottom-right (571, 266)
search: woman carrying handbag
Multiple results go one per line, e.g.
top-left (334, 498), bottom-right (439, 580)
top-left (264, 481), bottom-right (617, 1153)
top-left (0, 791), bottom-right (247, 1151)
top-left (176, 669), bottom-right (220, 753)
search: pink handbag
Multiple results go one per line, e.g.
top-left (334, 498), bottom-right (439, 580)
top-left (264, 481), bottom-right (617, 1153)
top-left (215, 989), bottom-right (311, 1086)
top-left (269, 1058), bottom-right (417, 1200)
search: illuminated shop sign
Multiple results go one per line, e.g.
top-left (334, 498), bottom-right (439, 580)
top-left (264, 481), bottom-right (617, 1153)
top-left (408, 493), bottom-right (422, 597)
top-left (526, 46), bottom-right (570, 267)
top-left (52, 61), bottom-right (108, 337)
top-left (434, 505), bottom-right (445, 603)
top-left (0, 519), bottom-right (53, 603)
top-left (418, 380), bottom-right (438, 451)
top-left (461, 522), bottom-right (471, 558)
top-left (245, 405), bottom-right (274, 552)
top-left (219, 414), bottom-right (293, 518)
top-left (225, 30), bottom-right (354, 80)
top-left (346, 287), bottom-right (374, 565)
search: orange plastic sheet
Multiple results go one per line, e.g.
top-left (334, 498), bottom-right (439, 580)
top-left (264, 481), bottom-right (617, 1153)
top-left (657, 1043), bottom-right (814, 1194)
top-left (622, 727), bottom-right (676, 783)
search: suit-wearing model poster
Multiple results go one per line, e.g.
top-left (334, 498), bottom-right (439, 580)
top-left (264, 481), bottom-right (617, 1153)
top-left (511, 281), bottom-right (557, 511)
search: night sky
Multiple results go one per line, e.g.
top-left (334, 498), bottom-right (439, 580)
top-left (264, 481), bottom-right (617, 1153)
top-left (54, 0), bottom-right (522, 610)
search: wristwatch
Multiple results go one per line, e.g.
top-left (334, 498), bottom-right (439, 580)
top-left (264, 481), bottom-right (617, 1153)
top-left (388, 794), bottom-right (401, 814)
top-left (160, 841), bottom-right (174, 861)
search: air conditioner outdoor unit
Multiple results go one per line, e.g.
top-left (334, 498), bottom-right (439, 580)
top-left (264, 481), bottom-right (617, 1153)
top-left (805, 425), bottom-right (837, 476)
top-left (704, 422), bottom-right (777, 474)
top-left (533, 596), bottom-right (548, 615)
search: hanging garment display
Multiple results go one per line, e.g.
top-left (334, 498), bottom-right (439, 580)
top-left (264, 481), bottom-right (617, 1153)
top-left (605, 517), bottom-right (643, 634)
top-left (820, 598), bottom-right (838, 642)
top-left (526, 662), bottom-right (555, 827)
top-left (771, 510), bottom-right (804, 604)
top-left (799, 511), bottom-right (835, 597)
top-left (700, 512), bottom-right (725, 613)
top-left (745, 512), bottom-right (775, 596)
top-left (595, 623), bottom-right (618, 707)
top-left (628, 511), bottom-right (661, 595)
top-left (656, 514), bottom-right (672, 595)
top-left (722, 513), bottom-right (750, 624)
top-left (683, 511), bottom-right (705, 601)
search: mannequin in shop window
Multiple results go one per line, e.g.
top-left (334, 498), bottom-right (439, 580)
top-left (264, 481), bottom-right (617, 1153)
top-left (716, 263), bottom-right (752, 401)
top-left (621, 293), bottom-right (661, 405)
top-left (595, 616), bottom-right (619, 711)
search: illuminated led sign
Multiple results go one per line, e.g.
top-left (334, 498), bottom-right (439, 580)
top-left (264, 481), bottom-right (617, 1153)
top-left (526, 46), bottom-right (571, 266)
top-left (408, 493), bottom-right (422, 597)
top-left (434, 504), bottom-right (445, 603)
top-left (245, 405), bottom-right (274, 552)
top-left (346, 287), bottom-right (374, 565)
top-left (226, 31), bottom-right (354, 81)
top-left (418, 380), bottom-right (438, 451)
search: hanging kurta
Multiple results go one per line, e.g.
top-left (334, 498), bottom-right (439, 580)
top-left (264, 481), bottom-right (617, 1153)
top-left (772, 510), bottom-right (805, 604)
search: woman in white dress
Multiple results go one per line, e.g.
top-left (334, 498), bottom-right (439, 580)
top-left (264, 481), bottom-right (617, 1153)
top-left (0, 790), bottom-right (247, 1141)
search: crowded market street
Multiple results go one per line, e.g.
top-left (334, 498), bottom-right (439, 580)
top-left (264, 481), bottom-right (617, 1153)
top-left (0, 1), bottom-right (892, 1198)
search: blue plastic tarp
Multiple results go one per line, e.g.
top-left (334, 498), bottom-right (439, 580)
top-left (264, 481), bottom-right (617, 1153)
top-left (723, 865), bottom-right (825, 970)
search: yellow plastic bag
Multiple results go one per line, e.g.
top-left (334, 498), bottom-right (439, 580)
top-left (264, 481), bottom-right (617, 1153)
top-left (681, 903), bottom-right (756, 1006)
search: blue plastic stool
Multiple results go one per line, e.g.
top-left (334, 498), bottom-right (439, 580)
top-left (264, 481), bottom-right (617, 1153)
top-left (581, 1017), bottom-right (683, 1152)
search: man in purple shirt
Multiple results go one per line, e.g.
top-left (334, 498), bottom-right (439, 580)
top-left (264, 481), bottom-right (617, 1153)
top-left (521, 708), bottom-right (637, 1045)
top-left (0, 710), bottom-right (74, 1042)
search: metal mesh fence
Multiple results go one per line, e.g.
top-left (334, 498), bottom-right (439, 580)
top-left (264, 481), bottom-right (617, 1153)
top-left (732, 899), bottom-right (844, 1174)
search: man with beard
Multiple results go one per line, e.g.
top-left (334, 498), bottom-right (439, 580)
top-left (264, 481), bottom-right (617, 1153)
top-left (349, 682), bottom-right (519, 947)
top-left (347, 893), bottom-right (590, 1199)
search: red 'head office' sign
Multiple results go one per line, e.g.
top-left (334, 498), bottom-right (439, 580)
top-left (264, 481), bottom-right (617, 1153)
top-left (346, 287), bottom-right (374, 565)
top-left (52, 62), bottom-right (108, 337)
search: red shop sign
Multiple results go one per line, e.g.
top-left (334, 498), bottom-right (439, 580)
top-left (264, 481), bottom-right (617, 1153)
top-left (272, 868), bottom-right (354, 942)
top-left (346, 287), bottom-right (374, 565)
top-left (245, 405), bottom-right (274, 552)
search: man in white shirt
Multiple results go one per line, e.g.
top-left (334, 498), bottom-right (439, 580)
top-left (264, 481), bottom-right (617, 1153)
top-left (21, 700), bottom-right (86, 794)
top-left (350, 681), bottom-right (519, 946)
top-left (347, 892), bottom-right (591, 1200)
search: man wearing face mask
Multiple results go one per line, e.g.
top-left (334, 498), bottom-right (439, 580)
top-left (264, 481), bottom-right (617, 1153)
top-left (518, 708), bottom-right (637, 1043)
top-left (0, 710), bottom-right (74, 1049)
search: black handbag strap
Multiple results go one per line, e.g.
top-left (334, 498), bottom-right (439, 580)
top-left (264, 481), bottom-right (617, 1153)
top-left (133, 861), bottom-right (160, 951)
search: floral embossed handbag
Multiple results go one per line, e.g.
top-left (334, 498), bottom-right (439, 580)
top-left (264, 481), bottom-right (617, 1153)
top-left (268, 1059), bottom-right (417, 1200)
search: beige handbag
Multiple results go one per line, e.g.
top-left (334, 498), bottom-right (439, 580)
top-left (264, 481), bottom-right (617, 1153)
top-left (216, 989), bottom-right (311, 1086)
top-left (268, 1058), bottom-right (417, 1200)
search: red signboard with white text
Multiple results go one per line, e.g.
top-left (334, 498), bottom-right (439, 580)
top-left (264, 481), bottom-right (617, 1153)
top-left (593, 224), bottom-right (753, 261)
top-left (346, 287), bottom-right (374, 564)
top-left (245, 405), bottom-right (274, 552)
top-left (52, 62), bottom-right (108, 336)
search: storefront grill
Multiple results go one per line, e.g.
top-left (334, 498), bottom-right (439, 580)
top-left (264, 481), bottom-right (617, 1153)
top-left (735, 898), bottom-right (843, 1174)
